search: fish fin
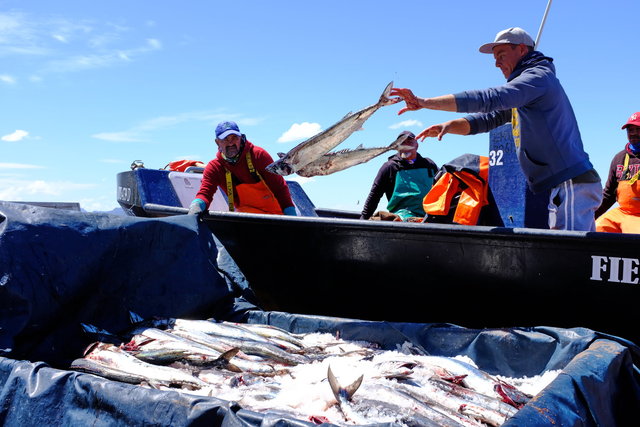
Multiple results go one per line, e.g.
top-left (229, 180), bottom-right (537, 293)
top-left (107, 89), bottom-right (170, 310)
top-left (327, 365), bottom-right (363, 402)
top-left (219, 347), bottom-right (240, 361)
top-left (494, 381), bottom-right (532, 409)
top-left (82, 341), bottom-right (101, 357)
top-left (345, 374), bottom-right (364, 398)
top-left (226, 363), bottom-right (243, 373)
top-left (327, 365), bottom-right (341, 401)
top-left (355, 144), bottom-right (364, 149)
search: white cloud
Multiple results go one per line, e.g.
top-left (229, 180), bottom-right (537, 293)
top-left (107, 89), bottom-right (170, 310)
top-left (1, 130), bottom-right (29, 141)
top-left (235, 117), bottom-right (264, 127)
top-left (389, 119), bottom-right (424, 129)
top-left (0, 178), bottom-right (93, 200)
top-left (278, 122), bottom-right (322, 143)
top-left (79, 196), bottom-right (120, 212)
top-left (146, 38), bottom-right (161, 50)
top-left (52, 34), bottom-right (68, 43)
top-left (44, 36), bottom-right (163, 73)
top-left (0, 12), bottom-right (161, 76)
top-left (0, 162), bottom-right (42, 169)
top-left (92, 131), bottom-right (145, 142)
top-left (93, 111), bottom-right (259, 143)
top-left (0, 74), bottom-right (16, 84)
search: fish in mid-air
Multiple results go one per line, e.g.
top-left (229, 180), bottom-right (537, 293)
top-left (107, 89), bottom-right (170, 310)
top-left (296, 133), bottom-right (410, 177)
top-left (266, 81), bottom-right (401, 176)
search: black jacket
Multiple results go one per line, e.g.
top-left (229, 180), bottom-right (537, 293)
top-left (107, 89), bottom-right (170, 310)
top-left (360, 153), bottom-right (438, 219)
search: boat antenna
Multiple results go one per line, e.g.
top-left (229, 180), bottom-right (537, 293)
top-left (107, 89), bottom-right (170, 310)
top-left (534, 0), bottom-right (553, 49)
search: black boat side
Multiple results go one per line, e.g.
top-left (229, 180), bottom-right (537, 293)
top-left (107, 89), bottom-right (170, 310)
top-left (200, 210), bottom-right (640, 344)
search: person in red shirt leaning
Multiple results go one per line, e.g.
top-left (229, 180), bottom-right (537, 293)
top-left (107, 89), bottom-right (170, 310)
top-left (188, 121), bottom-right (296, 216)
top-left (595, 112), bottom-right (640, 233)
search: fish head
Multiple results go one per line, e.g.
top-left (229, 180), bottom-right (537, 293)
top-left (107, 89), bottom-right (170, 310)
top-left (265, 158), bottom-right (293, 176)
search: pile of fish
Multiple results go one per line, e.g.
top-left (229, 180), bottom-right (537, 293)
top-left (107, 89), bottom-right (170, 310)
top-left (71, 318), bottom-right (558, 426)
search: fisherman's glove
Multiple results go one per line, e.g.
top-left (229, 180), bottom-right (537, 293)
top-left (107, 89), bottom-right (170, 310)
top-left (283, 206), bottom-right (297, 216)
top-left (188, 198), bottom-right (206, 215)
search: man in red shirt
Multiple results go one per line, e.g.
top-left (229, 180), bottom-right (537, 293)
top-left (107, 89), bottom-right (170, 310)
top-left (595, 112), bottom-right (640, 233)
top-left (188, 121), bottom-right (296, 216)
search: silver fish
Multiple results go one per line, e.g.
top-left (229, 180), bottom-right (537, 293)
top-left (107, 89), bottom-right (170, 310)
top-left (76, 342), bottom-right (209, 389)
top-left (171, 327), bottom-right (308, 366)
top-left (295, 133), bottom-right (409, 177)
top-left (172, 318), bottom-right (278, 347)
top-left (397, 378), bottom-right (517, 427)
top-left (70, 357), bottom-right (151, 385)
top-left (265, 81), bottom-right (401, 176)
top-left (222, 321), bottom-right (306, 349)
top-left (132, 327), bottom-right (287, 375)
top-left (419, 356), bottom-right (531, 408)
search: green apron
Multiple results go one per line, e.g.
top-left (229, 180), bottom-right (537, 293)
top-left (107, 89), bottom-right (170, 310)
top-left (387, 168), bottom-right (434, 221)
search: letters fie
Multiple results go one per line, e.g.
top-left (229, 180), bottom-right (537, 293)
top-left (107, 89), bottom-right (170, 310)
top-left (591, 256), bottom-right (639, 284)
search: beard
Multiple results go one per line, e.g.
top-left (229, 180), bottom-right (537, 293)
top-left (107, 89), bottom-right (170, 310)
top-left (224, 145), bottom-right (240, 158)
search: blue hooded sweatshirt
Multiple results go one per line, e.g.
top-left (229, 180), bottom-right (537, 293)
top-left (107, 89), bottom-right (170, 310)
top-left (454, 51), bottom-right (593, 194)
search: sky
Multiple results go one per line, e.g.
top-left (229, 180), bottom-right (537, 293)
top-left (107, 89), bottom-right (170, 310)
top-left (1, 1), bottom-right (639, 213)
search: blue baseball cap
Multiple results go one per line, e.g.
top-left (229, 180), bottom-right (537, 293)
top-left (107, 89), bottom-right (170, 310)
top-left (215, 121), bottom-right (242, 140)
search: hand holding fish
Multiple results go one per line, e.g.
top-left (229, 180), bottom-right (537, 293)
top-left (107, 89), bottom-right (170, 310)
top-left (390, 88), bottom-right (424, 115)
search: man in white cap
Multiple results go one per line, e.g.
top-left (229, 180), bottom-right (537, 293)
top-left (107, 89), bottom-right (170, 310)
top-left (360, 131), bottom-right (438, 221)
top-left (390, 27), bottom-right (602, 231)
top-left (595, 112), bottom-right (640, 233)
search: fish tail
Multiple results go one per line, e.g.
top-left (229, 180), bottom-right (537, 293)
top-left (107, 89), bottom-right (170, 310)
top-left (380, 81), bottom-right (393, 101)
top-left (389, 132), bottom-right (410, 150)
top-left (327, 365), bottom-right (364, 402)
top-left (379, 81), bottom-right (401, 106)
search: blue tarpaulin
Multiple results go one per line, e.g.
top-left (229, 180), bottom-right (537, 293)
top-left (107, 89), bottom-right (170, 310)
top-left (1, 202), bottom-right (639, 426)
top-left (0, 202), bottom-right (255, 367)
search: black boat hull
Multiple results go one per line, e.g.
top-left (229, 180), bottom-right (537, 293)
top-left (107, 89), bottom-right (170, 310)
top-left (202, 211), bottom-right (640, 344)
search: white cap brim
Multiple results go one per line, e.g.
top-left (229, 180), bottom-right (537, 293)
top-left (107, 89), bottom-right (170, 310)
top-left (217, 130), bottom-right (242, 140)
top-left (479, 42), bottom-right (508, 54)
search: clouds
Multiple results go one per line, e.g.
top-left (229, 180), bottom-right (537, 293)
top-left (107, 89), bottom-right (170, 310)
top-left (278, 122), bottom-right (322, 143)
top-left (92, 131), bottom-right (145, 143)
top-left (0, 162), bottom-right (42, 169)
top-left (0, 74), bottom-right (16, 84)
top-left (1, 130), bottom-right (29, 142)
top-left (0, 177), bottom-right (92, 200)
top-left (92, 111), bottom-right (257, 142)
top-left (0, 11), bottom-right (162, 79)
top-left (389, 119), bottom-right (423, 130)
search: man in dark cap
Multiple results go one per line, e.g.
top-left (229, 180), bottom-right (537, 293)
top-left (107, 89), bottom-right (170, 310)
top-left (360, 131), bottom-right (438, 221)
top-left (595, 112), bottom-right (640, 233)
top-left (189, 121), bottom-right (297, 216)
top-left (390, 27), bottom-right (602, 231)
